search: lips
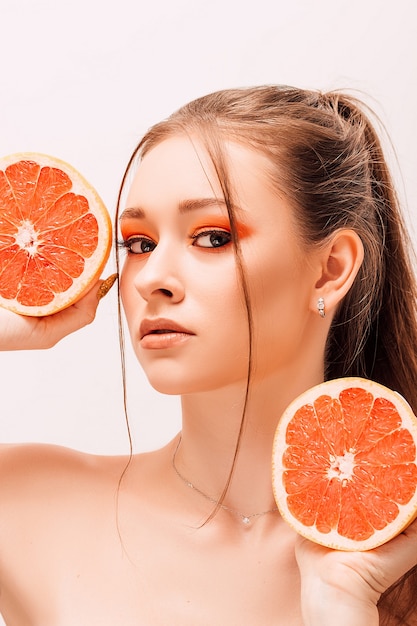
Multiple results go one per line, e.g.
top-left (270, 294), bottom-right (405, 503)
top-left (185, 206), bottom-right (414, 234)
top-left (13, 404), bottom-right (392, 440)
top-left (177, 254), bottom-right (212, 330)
top-left (139, 318), bottom-right (194, 340)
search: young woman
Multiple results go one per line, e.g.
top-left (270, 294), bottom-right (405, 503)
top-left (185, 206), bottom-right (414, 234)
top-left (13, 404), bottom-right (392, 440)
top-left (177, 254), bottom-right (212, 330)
top-left (1, 85), bottom-right (417, 625)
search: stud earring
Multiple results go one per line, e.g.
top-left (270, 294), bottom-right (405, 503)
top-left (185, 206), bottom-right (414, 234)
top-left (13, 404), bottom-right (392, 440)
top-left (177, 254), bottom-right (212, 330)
top-left (317, 297), bottom-right (325, 318)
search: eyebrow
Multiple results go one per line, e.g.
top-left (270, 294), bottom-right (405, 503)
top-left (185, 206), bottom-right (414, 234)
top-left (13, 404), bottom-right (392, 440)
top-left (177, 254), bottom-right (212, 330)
top-left (119, 197), bottom-right (233, 221)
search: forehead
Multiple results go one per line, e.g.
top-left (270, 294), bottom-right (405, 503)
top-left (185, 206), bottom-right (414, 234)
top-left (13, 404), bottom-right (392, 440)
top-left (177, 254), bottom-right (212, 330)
top-left (126, 136), bottom-right (215, 207)
top-left (125, 135), bottom-right (273, 211)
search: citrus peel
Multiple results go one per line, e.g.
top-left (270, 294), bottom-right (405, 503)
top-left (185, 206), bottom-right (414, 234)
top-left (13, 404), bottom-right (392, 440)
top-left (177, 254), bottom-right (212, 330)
top-left (272, 377), bottom-right (417, 551)
top-left (0, 153), bottom-right (112, 316)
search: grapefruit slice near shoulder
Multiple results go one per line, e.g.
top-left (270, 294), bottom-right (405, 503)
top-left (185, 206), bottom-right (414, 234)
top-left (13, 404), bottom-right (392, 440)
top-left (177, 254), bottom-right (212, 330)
top-left (0, 153), bottom-right (112, 316)
top-left (272, 377), bottom-right (417, 551)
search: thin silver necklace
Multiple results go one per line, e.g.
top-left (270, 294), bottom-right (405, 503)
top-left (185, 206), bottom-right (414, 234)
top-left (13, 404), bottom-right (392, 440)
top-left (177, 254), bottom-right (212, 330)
top-left (172, 438), bottom-right (278, 525)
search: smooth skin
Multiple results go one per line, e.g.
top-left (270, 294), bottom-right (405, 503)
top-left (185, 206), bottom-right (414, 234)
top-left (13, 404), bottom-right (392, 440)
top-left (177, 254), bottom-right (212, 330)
top-left (1, 136), bottom-right (417, 625)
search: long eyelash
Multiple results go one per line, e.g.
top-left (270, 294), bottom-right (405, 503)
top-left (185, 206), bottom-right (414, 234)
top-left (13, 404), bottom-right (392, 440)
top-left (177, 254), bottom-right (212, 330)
top-left (190, 228), bottom-right (229, 240)
top-left (116, 239), bottom-right (130, 250)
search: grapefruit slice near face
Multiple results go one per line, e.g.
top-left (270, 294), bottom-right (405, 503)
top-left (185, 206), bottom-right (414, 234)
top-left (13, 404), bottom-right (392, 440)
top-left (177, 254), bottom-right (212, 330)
top-left (0, 153), bottom-right (112, 316)
top-left (272, 377), bottom-right (417, 551)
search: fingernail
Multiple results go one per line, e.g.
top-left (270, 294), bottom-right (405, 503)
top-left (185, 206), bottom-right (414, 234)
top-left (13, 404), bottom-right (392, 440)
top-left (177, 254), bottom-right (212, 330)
top-left (97, 273), bottom-right (118, 300)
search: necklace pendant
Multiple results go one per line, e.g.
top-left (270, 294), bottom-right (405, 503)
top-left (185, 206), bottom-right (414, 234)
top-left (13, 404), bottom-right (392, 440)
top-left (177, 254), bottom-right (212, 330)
top-left (172, 438), bottom-right (279, 526)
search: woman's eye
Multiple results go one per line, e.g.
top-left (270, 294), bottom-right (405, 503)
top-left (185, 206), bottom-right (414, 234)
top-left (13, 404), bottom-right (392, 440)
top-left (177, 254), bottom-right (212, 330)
top-left (120, 236), bottom-right (157, 255)
top-left (192, 230), bottom-right (232, 249)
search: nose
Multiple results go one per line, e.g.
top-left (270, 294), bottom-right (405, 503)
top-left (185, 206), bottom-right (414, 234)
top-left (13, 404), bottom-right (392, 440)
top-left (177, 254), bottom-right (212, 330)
top-left (133, 241), bottom-right (185, 304)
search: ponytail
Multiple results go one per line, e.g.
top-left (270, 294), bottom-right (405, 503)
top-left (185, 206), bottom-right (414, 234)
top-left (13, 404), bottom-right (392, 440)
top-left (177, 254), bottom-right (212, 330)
top-left (120, 85), bottom-right (417, 622)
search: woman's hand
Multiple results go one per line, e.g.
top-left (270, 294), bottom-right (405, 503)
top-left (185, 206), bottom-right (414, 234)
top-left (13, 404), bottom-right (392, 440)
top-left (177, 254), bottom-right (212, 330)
top-left (0, 274), bottom-right (117, 351)
top-left (296, 517), bottom-right (417, 626)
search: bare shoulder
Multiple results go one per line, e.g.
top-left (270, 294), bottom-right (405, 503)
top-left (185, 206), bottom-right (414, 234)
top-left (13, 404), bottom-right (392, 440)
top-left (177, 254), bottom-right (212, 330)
top-left (0, 440), bottom-right (168, 486)
top-left (0, 441), bottom-right (128, 491)
top-left (0, 442), bottom-right (131, 539)
top-left (0, 441), bottom-right (170, 529)
top-left (0, 444), bottom-right (161, 621)
top-left (0, 443), bottom-right (134, 599)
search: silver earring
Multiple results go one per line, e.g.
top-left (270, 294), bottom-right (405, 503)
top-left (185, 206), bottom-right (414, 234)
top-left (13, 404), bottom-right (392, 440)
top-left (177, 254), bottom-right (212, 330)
top-left (317, 297), bottom-right (325, 318)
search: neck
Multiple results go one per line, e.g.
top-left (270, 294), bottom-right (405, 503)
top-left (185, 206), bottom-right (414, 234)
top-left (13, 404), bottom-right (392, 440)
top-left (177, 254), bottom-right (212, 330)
top-left (176, 366), bottom-right (324, 516)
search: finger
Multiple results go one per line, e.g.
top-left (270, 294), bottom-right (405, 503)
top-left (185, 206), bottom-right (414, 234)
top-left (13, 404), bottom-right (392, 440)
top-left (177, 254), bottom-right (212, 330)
top-left (372, 517), bottom-right (417, 589)
top-left (96, 273), bottom-right (118, 301)
top-left (37, 275), bottom-right (118, 348)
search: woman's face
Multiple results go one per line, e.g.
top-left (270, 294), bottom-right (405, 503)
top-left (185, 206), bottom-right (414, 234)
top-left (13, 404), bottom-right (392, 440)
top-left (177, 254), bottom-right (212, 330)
top-left (119, 135), bottom-right (322, 395)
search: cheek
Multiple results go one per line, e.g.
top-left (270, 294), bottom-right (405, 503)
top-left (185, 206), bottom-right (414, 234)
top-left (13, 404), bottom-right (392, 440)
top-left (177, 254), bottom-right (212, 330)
top-left (248, 250), bottom-right (311, 347)
top-left (119, 264), bottom-right (141, 323)
top-left (249, 249), bottom-right (293, 307)
top-left (119, 267), bottom-right (130, 305)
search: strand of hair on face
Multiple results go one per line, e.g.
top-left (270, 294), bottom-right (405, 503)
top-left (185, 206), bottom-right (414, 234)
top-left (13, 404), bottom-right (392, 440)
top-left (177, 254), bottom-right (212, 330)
top-left (113, 160), bottom-right (136, 555)
top-left (193, 129), bottom-right (255, 526)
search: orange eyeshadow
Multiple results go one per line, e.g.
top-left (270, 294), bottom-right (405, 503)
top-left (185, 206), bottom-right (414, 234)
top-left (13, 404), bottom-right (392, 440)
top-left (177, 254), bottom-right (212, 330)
top-left (191, 216), bottom-right (252, 239)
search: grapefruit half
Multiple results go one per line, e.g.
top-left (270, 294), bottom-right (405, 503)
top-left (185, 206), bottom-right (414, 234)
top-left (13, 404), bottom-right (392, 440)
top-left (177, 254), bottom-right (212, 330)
top-left (272, 377), bottom-right (417, 551)
top-left (0, 153), bottom-right (112, 316)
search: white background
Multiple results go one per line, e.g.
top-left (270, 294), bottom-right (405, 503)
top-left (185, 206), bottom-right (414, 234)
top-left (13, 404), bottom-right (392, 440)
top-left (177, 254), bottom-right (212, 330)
top-left (0, 3), bottom-right (416, 623)
top-left (0, 0), bottom-right (416, 458)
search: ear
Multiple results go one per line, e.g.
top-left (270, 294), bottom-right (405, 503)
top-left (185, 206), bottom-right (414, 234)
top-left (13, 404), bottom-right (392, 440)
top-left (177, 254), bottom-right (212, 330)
top-left (310, 229), bottom-right (364, 317)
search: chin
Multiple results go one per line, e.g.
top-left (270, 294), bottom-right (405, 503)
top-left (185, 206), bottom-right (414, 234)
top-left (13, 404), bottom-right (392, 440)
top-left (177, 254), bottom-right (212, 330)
top-left (138, 353), bottom-right (248, 396)
top-left (145, 371), bottom-right (246, 397)
top-left (147, 379), bottom-right (185, 396)
top-left (143, 367), bottom-right (201, 396)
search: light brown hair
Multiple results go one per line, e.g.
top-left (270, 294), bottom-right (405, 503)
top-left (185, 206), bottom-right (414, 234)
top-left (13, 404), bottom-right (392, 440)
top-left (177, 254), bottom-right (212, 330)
top-left (116, 85), bottom-right (417, 624)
